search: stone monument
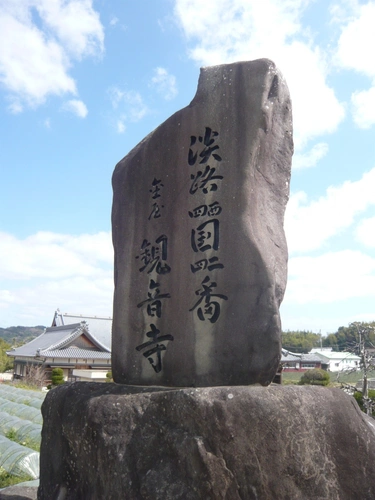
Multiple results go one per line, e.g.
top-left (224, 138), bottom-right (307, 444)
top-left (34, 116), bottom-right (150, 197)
top-left (36, 60), bottom-right (375, 500)
top-left (112, 58), bottom-right (293, 387)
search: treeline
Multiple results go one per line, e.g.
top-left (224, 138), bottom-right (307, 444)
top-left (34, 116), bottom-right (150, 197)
top-left (283, 321), bottom-right (375, 353)
top-left (0, 325), bottom-right (45, 345)
top-left (0, 338), bottom-right (13, 372)
top-left (282, 331), bottom-right (322, 353)
top-left (324, 321), bottom-right (375, 351)
top-left (0, 326), bottom-right (45, 373)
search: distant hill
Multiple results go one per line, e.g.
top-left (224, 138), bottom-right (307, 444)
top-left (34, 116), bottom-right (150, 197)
top-left (0, 325), bottom-right (45, 345)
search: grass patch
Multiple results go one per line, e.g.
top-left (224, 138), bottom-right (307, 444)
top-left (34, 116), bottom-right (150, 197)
top-left (5, 429), bottom-right (40, 452)
top-left (0, 467), bottom-right (33, 488)
top-left (6, 382), bottom-right (43, 392)
top-left (282, 370), bottom-right (365, 387)
top-left (281, 372), bottom-right (301, 385)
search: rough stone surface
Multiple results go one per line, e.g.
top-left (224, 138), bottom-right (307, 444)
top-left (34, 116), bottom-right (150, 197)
top-left (38, 382), bottom-right (375, 500)
top-left (112, 59), bottom-right (293, 387)
top-left (0, 485), bottom-right (38, 500)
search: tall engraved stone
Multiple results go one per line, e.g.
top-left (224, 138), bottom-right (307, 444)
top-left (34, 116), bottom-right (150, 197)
top-left (112, 59), bottom-right (293, 387)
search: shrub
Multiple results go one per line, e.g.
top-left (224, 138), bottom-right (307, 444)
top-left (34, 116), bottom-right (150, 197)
top-left (15, 364), bottom-right (47, 389)
top-left (299, 368), bottom-right (330, 386)
top-left (106, 371), bottom-right (113, 382)
top-left (51, 368), bottom-right (64, 386)
top-left (354, 389), bottom-right (375, 414)
top-left (354, 391), bottom-right (364, 410)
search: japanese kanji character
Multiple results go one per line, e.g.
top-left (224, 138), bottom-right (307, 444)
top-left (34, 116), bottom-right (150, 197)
top-left (137, 279), bottom-right (171, 318)
top-left (190, 257), bottom-right (224, 274)
top-left (188, 127), bottom-right (222, 166)
top-left (190, 166), bottom-right (223, 195)
top-left (191, 219), bottom-right (219, 253)
top-left (136, 235), bottom-right (171, 274)
top-left (135, 323), bottom-right (174, 373)
top-left (149, 178), bottom-right (164, 199)
top-left (189, 276), bottom-right (228, 323)
top-left (188, 201), bottom-right (222, 218)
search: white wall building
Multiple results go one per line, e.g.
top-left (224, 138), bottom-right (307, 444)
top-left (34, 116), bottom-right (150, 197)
top-left (310, 348), bottom-right (360, 372)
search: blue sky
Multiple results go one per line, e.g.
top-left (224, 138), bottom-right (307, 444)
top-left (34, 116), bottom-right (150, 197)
top-left (1, 0), bottom-right (375, 335)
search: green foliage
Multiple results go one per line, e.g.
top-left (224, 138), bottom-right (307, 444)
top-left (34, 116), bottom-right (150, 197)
top-left (0, 337), bottom-right (13, 372)
top-left (354, 391), bottom-right (364, 410)
top-left (51, 367), bottom-right (64, 386)
top-left (0, 325), bottom-right (45, 373)
top-left (10, 381), bottom-right (43, 391)
top-left (353, 390), bottom-right (375, 416)
top-left (106, 371), bottom-right (113, 382)
top-left (5, 428), bottom-right (17, 441)
top-left (282, 330), bottom-right (322, 353)
top-left (323, 321), bottom-right (375, 351)
top-left (281, 372), bottom-right (300, 385)
top-left (0, 467), bottom-right (33, 488)
top-left (299, 368), bottom-right (330, 386)
top-left (4, 429), bottom-right (40, 452)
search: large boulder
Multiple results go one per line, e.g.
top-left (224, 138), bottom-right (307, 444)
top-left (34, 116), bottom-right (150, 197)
top-left (111, 59), bottom-right (293, 387)
top-left (0, 485), bottom-right (38, 500)
top-left (38, 383), bottom-right (375, 499)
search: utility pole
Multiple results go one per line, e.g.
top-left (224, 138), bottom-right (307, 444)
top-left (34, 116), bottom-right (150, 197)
top-left (356, 324), bottom-right (374, 415)
top-left (359, 329), bottom-right (369, 409)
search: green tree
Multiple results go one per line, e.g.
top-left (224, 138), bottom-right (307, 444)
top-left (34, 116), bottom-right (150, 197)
top-left (353, 390), bottom-right (375, 416)
top-left (332, 321), bottom-right (375, 415)
top-left (323, 333), bottom-right (338, 349)
top-left (282, 330), bottom-right (322, 353)
top-left (323, 321), bottom-right (375, 351)
top-left (51, 368), bottom-right (64, 386)
top-left (0, 338), bottom-right (13, 372)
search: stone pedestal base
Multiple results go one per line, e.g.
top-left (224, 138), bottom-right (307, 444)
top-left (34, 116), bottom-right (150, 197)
top-left (38, 383), bottom-right (375, 499)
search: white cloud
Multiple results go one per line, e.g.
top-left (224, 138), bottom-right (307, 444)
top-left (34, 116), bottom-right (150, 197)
top-left (292, 142), bottom-right (329, 170)
top-left (334, 2), bottom-right (375, 129)
top-left (173, 0), bottom-right (345, 151)
top-left (285, 167), bottom-right (375, 253)
top-left (174, 0), bottom-right (303, 59)
top-left (108, 87), bottom-right (123, 109)
top-left (0, 275), bottom-right (113, 327)
top-left (62, 99), bottom-right (88, 118)
top-left (351, 87), bottom-right (375, 128)
top-left (336, 2), bottom-right (375, 78)
top-left (329, 0), bottom-right (360, 25)
top-left (126, 92), bottom-right (148, 121)
top-left (6, 96), bottom-right (24, 114)
top-left (109, 88), bottom-right (147, 120)
top-left (285, 250), bottom-right (375, 305)
top-left (0, 231), bottom-right (113, 326)
top-left (117, 119), bottom-right (126, 133)
top-left (108, 87), bottom-right (149, 131)
top-left (110, 16), bottom-right (118, 27)
top-left (0, 231), bottom-right (112, 280)
top-left (0, 1), bottom-right (104, 111)
top-left (35, 0), bottom-right (104, 59)
top-left (150, 67), bottom-right (178, 100)
top-left (356, 216), bottom-right (375, 247)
